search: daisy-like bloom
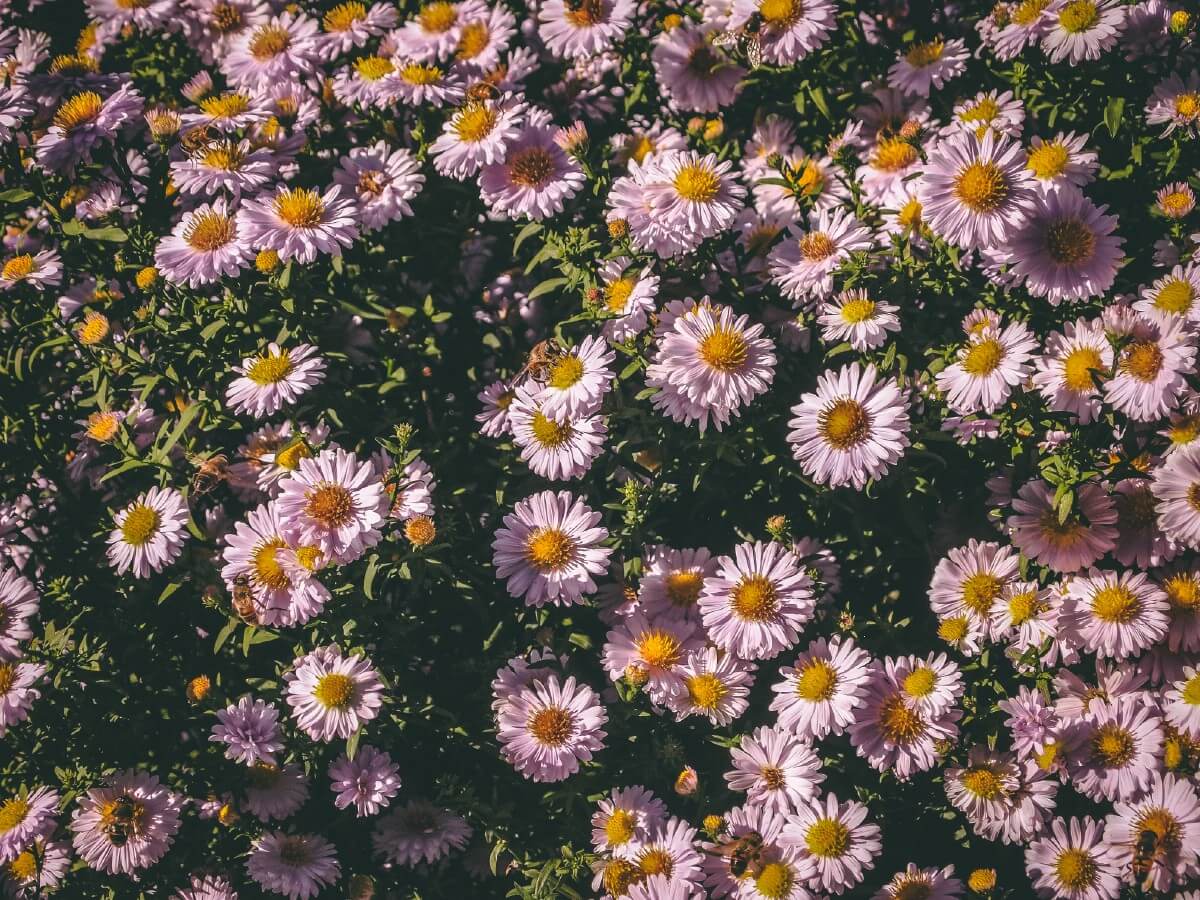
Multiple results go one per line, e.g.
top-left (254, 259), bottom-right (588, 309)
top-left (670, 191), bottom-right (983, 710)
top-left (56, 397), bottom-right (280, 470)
top-left (319, 0), bottom-right (398, 57)
top-left (496, 674), bottom-right (607, 782)
top-left (283, 645), bottom-right (384, 742)
top-left (170, 138), bottom-right (276, 199)
top-left (430, 95), bottom-right (525, 180)
top-left (918, 130), bottom-right (1037, 251)
top-left (650, 22), bottom-right (745, 115)
top-left (536, 334), bottom-right (615, 422)
top-left (537, 0), bottom-right (634, 60)
top-left (1060, 568), bottom-right (1169, 659)
top-left (491, 489), bottom-right (611, 607)
top-left (782, 792), bottom-right (881, 895)
top-left (181, 89), bottom-right (271, 133)
top-left (246, 831), bottom-right (339, 900)
top-left (1111, 477), bottom-right (1175, 569)
top-left (174, 873), bottom-right (240, 900)
top-left (637, 545), bottom-right (717, 621)
top-left (106, 486), bottom-right (189, 579)
top-left (872, 864), bottom-right (963, 900)
top-left (0, 565), bottom-right (38, 661)
top-left (328, 744), bottom-right (401, 817)
top-left (1152, 445), bottom-right (1200, 549)
top-left (331, 142), bottom-right (424, 233)
top-left (646, 303), bottom-right (776, 432)
top-left (1102, 772), bottom-right (1200, 892)
top-left (222, 12), bottom-right (321, 89)
top-left (849, 665), bottom-right (960, 780)
top-left (508, 386), bottom-right (607, 482)
top-left (698, 804), bottom-right (805, 900)
top-left (154, 199), bottom-right (253, 288)
top-left (725, 725), bottom-right (824, 815)
top-left (994, 581), bottom-right (1066, 667)
top-left (598, 258), bottom-right (658, 343)
top-left (1041, 0), bottom-right (1126, 63)
top-left (945, 746), bottom-right (1021, 826)
top-left (768, 208), bottom-right (874, 304)
top-left (0, 249), bottom-right (62, 291)
top-left (1008, 479), bottom-right (1118, 573)
top-left (992, 764), bottom-right (1057, 843)
top-left (3, 838), bottom-right (71, 894)
top-left (938, 320), bottom-right (1038, 415)
top-left (946, 90), bottom-right (1025, 143)
top-left (1066, 698), bottom-right (1163, 802)
top-left (36, 83), bottom-right (143, 173)
top-left (1160, 562), bottom-right (1200, 653)
top-left (626, 816), bottom-right (704, 892)
top-left (1157, 181), bottom-right (1196, 219)
top-left (69, 770), bottom-right (183, 876)
top-left (226, 342), bottom-right (325, 419)
top-left (1054, 660), bottom-right (1150, 721)
top-left (0, 786), bottom-right (59, 865)
top-left (857, 134), bottom-right (925, 208)
top-left (391, 0), bottom-right (474, 60)
top-left (607, 157), bottom-right (693, 259)
top-left (476, 381), bottom-right (516, 437)
top-left (87, 0), bottom-right (176, 30)
top-left (240, 185), bottom-right (358, 264)
top-left (770, 635), bottom-right (872, 740)
top-left (1006, 186), bottom-right (1123, 304)
top-left (274, 447), bottom-right (388, 564)
top-left (929, 539), bottom-right (1018, 640)
top-left (0, 81), bottom-right (34, 145)
top-left (244, 762), bottom-right (309, 822)
top-left (1025, 132), bottom-right (1099, 193)
top-left (1032, 317), bottom-right (1112, 424)
top-left (1025, 816), bottom-right (1122, 900)
top-left (817, 290), bottom-right (901, 352)
top-left (699, 541), bottom-right (814, 661)
top-left (787, 362), bottom-right (911, 490)
top-left (644, 150), bottom-right (745, 241)
top-left (0, 661), bottom-right (44, 738)
top-left (727, 0), bottom-right (835, 64)
top-left (1105, 317), bottom-right (1196, 422)
top-left (888, 36), bottom-right (967, 97)
top-left (1165, 666), bottom-right (1200, 738)
top-left (666, 647), bottom-right (755, 726)
top-left (210, 696), bottom-right (284, 766)
top-left (590, 786), bottom-right (666, 858)
top-left (480, 123), bottom-right (585, 221)
top-left (1137, 265), bottom-right (1200, 327)
top-left (888, 653), bottom-right (964, 718)
top-left (373, 800), bottom-right (472, 866)
top-left (452, 2), bottom-right (517, 69)
top-left (601, 610), bottom-right (701, 702)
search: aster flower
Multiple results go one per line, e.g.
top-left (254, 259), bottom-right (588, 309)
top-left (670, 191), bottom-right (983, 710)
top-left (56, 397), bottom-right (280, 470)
top-left (491, 489), bottom-right (611, 606)
top-left (1041, 0), bottom-right (1126, 64)
top-left (651, 23), bottom-right (745, 115)
top-left (155, 199), bottom-right (253, 288)
top-left (1102, 772), bottom-right (1200, 892)
top-left (598, 258), bottom-right (658, 343)
top-left (698, 540), bottom-right (814, 661)
top-left (210, 696), bottom-right (284, 767)
top-left (626, 816), bottom-right (704, 893)
top-left (636, 545), bottom-right (717, 621)
top-left (283, 645), bottom-right (384, 742)
top-left (1066, 697), bottom-right (1163, 802)
top-left (1164, 666), bottom-right (1200, 738)
top-left (509, 388), bottom-right (607, 482)
top-left (537, 0), bottom-right (634, 60)
top-left (601, 610), bottom-right (701, 702)
top-left (331, 141), bottom-right (425, 233)
top-left (947, 89), bottom-right (1026, 141)
top-left (770, 635), bottom-right (872, 740)
top-left (476, 381), bottom-right (516, 437)
top-left (849, 665), bottom-right (960, 780)
top-left (274, 447), bottom-right (388, 565)
top-left (725, 725), bottom-right (824, 815)
top-left (69, 771), bottom-right (183, 876)
top-left (222, 12), bottom-right (321, 89)
top-left (318, 1), bottom-right (398, 57)
top-left (1151, 445), bottom-right (1200, 549)
top-left (727, 0), bottom-right (835, 64)
top-left (430, 95), bottom-right (526, 180)
top-left (1060, 568), bottom-right (1169, 659)
top-left (1159, 562), bottom-right (1200, 653)
top-left (888, 37), bottom-right (968, 97)
top-left (106, 486), bottom-right (189, 579)
top-left (787, 362), bottom-right (911, 490)
top-left (666, 647), bottom-right (755, 726)
top-left (1025, 816), bottom-right (1122, 900)
top-left (391, 0), bottom-right (474, 60)
top-left (36, 83), bottom-right (143, 173)
top-left (173, 873), bottom-right (240, 900)
top-left (768, 208), bottom-right (874, 303)
top-left (496, 674), bottom-right (607, 782)
top-left (372, 800), bottom-right (472, 866)
top-left (182, 89), bottom-right (271, 133)
top-left (0, 786), bottom-right (59, 865)
top-left (241, 185), bottom-right (358, 264)
top-left (873, 864), bottom-right (964, 900)
top-left (246, 831), bottom-right (339, 900)
top-left (938, 320), bottom-right (1039, 414)
top-left (1032, 317), bottom-right (1112, 423)
top-left (0, 566), bottom-right (37, 661)
top-left (928, 539), bottom-right (1019, 640)
top-left (817, 289), bottom-right (901, 352)
top-left (1136, 265), bottom-right (1200, 327)
top-left (0, 661), bottom-right (44, 738)
top-left (888, 653), bottom-right (964, 718)
top-left (590, 786), bottom-right (666, 858)
top-left (226, 342), bottom-right (326, 421)
top-left (782, 792), bottom-right (881, 894)
top-left (945, 746), bottom-right (1021, 828)
top-left (1007, 479), bottom-right (1118, 573)
top-left (0, 249), bottom-right (62, 291)
top-left (244, 762), bottom-right (309, 822)
top-left (1105, 317), bottom-right (1196, 422)
top-left (480, 123), bottom-right (585, 221)
top-left (169, 138), bottom-right (276, 199)
top-left (535, 334), bottom-right (615, 422)
top-left (644, 150), bottom-right (746, 241)
top-left (1025, 131), bottom-right (1099, 193)
top-left (328, 744), bottom-right (401, 817)
top-left (452, 2), bottom-right (517, 69)
top-left (1157, 181), bottom-right (1196, 219)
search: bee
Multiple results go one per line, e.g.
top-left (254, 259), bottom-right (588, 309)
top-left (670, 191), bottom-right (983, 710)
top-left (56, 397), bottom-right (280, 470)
top-left (465, 80), bottom-right (500, 103)
top-left (189, 453), bottom-right (228, 497)
top-left (712, 13), bottom-right (764, 69)
top-left (104, 796), bottom-right (140, 847)
top-left (231, 574), bottom-right (257, 625)
top-left (179, 124), bottom-right (219, 156)
top-left (704, 830), bottom-right (767, 879)
top-left (1130, 827), bottom-right (1169, 892)
top-left (511, 339), bottom-right (565, 387)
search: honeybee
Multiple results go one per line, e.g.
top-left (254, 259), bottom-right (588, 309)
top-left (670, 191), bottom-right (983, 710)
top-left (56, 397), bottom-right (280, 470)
top-left (231, 574), bottom-right (257, 625)
top-left (465, 80), bottom-right (501, 103)
top-left (1130, 827), bottom-right (1170, 892)
top-left (189, 453), bottom-right (228, 497)
top-left (704, 830), bottom-right (767, 879)
top-left (104, 796), bottom-right (140, 847)
top-left (180, 124), bottom-right (219, 156)
top-left (712, 13), bottom-right (764, 69)
top-left (512, 339), bottom-right (565, 387)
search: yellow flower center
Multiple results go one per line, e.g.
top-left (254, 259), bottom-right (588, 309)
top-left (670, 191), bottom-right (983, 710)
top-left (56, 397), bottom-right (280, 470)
top-left (530, 412), bottom-right (573, 448)
top-left (805, 817), bottom-right (849, 858)
top-left (253, 539), bottom-right (290, 590)
top-left (818, 398), bottom-right (870, 450)
top-left (961, 338), bottom-right (1004, 376)
top-left (758, 0), bottom-right (802, 26)
top-left (50, 53), bottom-right (99, 76)
top-left (564, 0), bottom-right (606, 27)
top-left (879, 692), bottom-right (926, 743)
top-left (77, 312), bottom-right (110, 346)
top-left (637, 629), bottom-right (682, 668)
top-left (636, 847), bottom-right (674, 878)
top-left (54, 91), bottom-right (103, 132)
top-left (961, 572), bottom-right (1002, 615)
top-left (840, 297), bottom-right (877, 323)
top-left (754, 861), bottom-right (794, 899)
top-left (961, 767), bottom-right (1004, 799)
top-left (968, 870), bottom-right (997, 893)
top-left (211, 3), bottom-right (244, 33)
top-left (1054, 848), bottom-right (1096, 890)
top-left (508, 147), bottom-right (556, 188)
top-left (960, 97), bottom-right (1001, 129)
top-left (246, 350), bottom-right (293, 385)
top-left (248, 24), bottom-right (290, 60)
top-left (453, 103), bottom-right (497, 143)
top-left (686, 672), bottom-right (728, 710)
top-left (602, 859), bottom-right (639, 896)
top-left (698, 326), bottom-right (748, 372)
top-left (323, 1), bottom-right (366, 31)
top-left (419, 2), bottom-right (457, 32)
top-left (121, 504), bottom-right (160, 546)
top-left (604, 277), bottom-right (635, 312)
top-left (273, 187), bottom-right (325, 228)
top-left (1092, 724), bottom-right (1135, 766)
top-left (528, 706), bottom-right (573, 745)
top-left (7, 851), bottom-right (37, 883)
top-left (1164, 573), bottom-right (1200, 613)
top-left (274, 440), bottom-right (312, 470)
top-left (673, 163), bottom-right (721, 203)
top-left (731, 574), bottom-right (778, 621)
top-left (953, 161), bottom-right (1008, 213)
top-left (547, 355), bottom-right (584, 389)
top-left (185, 210), bottom-right (235, 251)
top-left (294, 545), bottom-right (322, 571)
top-left (1008, 590), bottom-right (1042, 625)
top-left (605, 809), bottom-right (637, 846)
top-left (200, 142), bottom-right (247, 170)
top-left (2, 255), bottom-right (34, 281)
top-left (0, 664), bottom-right (14, 695)
top-left (905, 39), bottom-right (944, 67)
top-left (1160, 191), bottom-right (1193, 218)
top-left (1120, 340), bottom-right (1164, 383)
top-left (199, 92), bottom-right (251, 119)
top-left (1045, 218), bottom-right (1096, 265)
top-left (86, 411), bottom-right (121, 442)
top-left (799, 231), bottom-right (836, 261)
top-left (313, 672), bottom-right (355, 709)
top-left (525, 527), bottom-right (575, 570)
top-left (1012, 0), bottom-right (1050, 26)
top-left (355, 55), bottom-right (396, 80)
top-left (1090, 585), bottom-right (1139, 623)
top-left (1062, 347), bottom-right (1103, 392)
top-left (1059, 0), bottom-right (1098, 33)
top-left (457, 21), bottom-right (490, 58)
top-left (1181, 673), bottom-right (1200, 705)
top-left (903, 666), bottom-right (936, 698)
top-left (1154, 278), bottom-right (1195, 315)
top-left (1027, 142), bottom-right (1069, 179)
top-left (897, 196), bottom-right (924, 231)
top-left (305, 484), bottom-right (355, 528)
top-left (0, 798), bottom-right (30, 833)
top-left (665, 571), bottom-right (704, 607)
top-left (796, 658), bottom-right (838, 701)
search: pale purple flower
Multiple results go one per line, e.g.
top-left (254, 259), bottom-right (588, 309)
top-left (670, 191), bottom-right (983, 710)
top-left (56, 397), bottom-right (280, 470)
top-left (240, 185), bottom-right (358, 264)
top-left (210, 696), bottom-right (284, 767)
top-left (246, 831), bottom-right (339, 900)
top-left (372, 800), bottom-right (472, 866)
top-left (725, 724), bottom-right (824, 815)
top-left (283, 645), bottom-right (384, 742)
top-left (328, 744), bottom-right (401, 817)
top-left (69, 770), bottom-right (183, 875)
top-left (496, 674), bottom-right (607, 782)
top-left (106, 486), bottom-right (189, 579)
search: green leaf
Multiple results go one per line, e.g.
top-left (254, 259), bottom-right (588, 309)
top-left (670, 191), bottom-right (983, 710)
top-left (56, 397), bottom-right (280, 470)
top-left (513, 221), bottom-right (543, 254)
top-left (527, 277), bottom-right (567, 301)
top-left (157, 582), bottom-right (182, 605)
top-left (346, 729), bottom-right (361, 761)
top-left (1103, 97), bottom-right (1124, 137)
top-left (0, 188), bottom-right (34, 204)
top-left (363, 553), bottom-right (379, 600)
top-left (809, 85), bottom-right (831, 120)
top-left (214, 618), bottom-right (240, 652)
top-left (278, 260), bottom-right (293, 289)
top-left (81, 225), bottom-right (129, 243)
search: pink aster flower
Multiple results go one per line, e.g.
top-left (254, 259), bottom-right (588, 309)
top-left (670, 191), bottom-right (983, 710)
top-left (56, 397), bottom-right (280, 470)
top-left (507, 386), bottom-right (608, 481)
top-left (480, 123), bottom-right (585, 221)
top-left (154, 198), bottom-right (253, 287)
top-left (0, 249), bottom-right (62, 291)
top-left (1025, 131), bottom-right (1099, 194)
top-left (535, 334), bottom-right (615, 422)
top-left (1007, 479), bottom-right (1118, 573)
top-left (69, 770), bottom-right (183, 876)
top-left (1041, 0), bottom-right (1126, 64)
top-left (1102, 772), bottom-right (1200, 892)
top-left (1151, 445), bottom-right (1200, 549)
top-left (274, 447), bottom-right (388, 564)
top-left (873, 864), bottom-right (963, 900)
top-left (244, 761), bottom-right (309, 822)
top-left (430, 94), bottom-right (526, 180)
top-left (643, 150), bottom-right (746, 241)
top-left (372, 800), bottom-right (472, 866)
top-left (1105, 317), bottom-right (1196, 422)
top-left (106, 486), bottom-right (189, 579)
top-left (727, 0), bottom-right (835, 64)
top-left (782, 792), bottom-right (882, 894)
top-left (817, 289), bottom-right (901, 352)
top-left (888, 36), bottom-right (968, 97)
top-left (887, 653), bottom-right (964, 718)
top-left (590, 785), bottom-right (666, 857)
top-left (210, 696), bottom-right (284, 766)
top-left (246, 831), bottom-right (339, 900)
top-left (0, 786), bottom-right (59, 865)
top-left (537, 0), bottom-right (634, 60)
top-left (849, 665), bottom-right (960, 780)
top-left (1164, 666), bottom-right (1200, 738)
top-left (1025, 816), bottom-right (1122, 900)
top-left (601, 610), bottom-right (702, 703)
top-left (283, 645), bottom-right (385, 742)
top-left (226, 342), bottom-right (326, 419)
top-left (496, 674), bottom-right (607, 782)
top-left (929, 539), bottom-right (1019, 640)
top-left (476, 381), bottom-right (516, 438)
top-left (768, 207), bottom-right (875, 304)
top-left (331, 141), bottom-right (425, 233)
top-left (1066, 697), bottom-right (1163, 802)
top-left (221, 12), bottom-right (322, 89)
top-left (36, 83), bottom-right (143, 173)
top-left (1060, 568), bottom-right (1170, 659)
top-left (0, 565), bottom-right (38, 661)
top-left (0, 661), bottom-right (44, 738)
top-left (665, 647), bottom-right (755, 726)
top-left (626, 816), bottom-right (704, 894)
top-left (598, 258), bottom-right (658, 343)
top-left (637, 545), bottom-right (717, 621)
top-left (770, 635), bottom-right (873, 740)
top-left (491, 489), bottom-right (612, 606)
top-left (651, 23), bottom-right (745, 115)
top-left (169, 138), bottom-right (276, 199)
top-left (174, 873), bottom-right (240, 900)
top-left (1032, 317), bottom-right (1112, 423)
top-left (725, 724), bottom-right (824, 815)
top-left (937, 320), bottom-right (1038, 415)
top-left (328, 744), bottom-right (401, 817)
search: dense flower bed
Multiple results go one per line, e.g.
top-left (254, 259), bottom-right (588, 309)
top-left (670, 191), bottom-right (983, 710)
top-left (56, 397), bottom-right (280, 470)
top-left (1, 0), bottom-right (1200, 898)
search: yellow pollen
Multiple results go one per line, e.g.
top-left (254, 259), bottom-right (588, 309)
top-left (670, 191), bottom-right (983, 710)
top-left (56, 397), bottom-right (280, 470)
top-left (960, 97), bottom-right (1001, 128)
top-left (636, 629), bottom-right (682, 669)
top-left (1035, 740), bottom-right (1061, 770)
top-left (731, 574), bottom-right (778, 621)
top-left (253, 539), bottom-right (290, 590)
top-left (1164, 574), bottom-right (1200, 612)
top-left (246, 350), bottom-right (293, 385)
top-left (1181, 673), bottom-right (1200, 705)
top-left (547, 354), bottom-right (584, 389)
top-left (1062, 347), bottom-right (1104, 392)
top-left (525, 527), bottom-right (575, 570)
top-left (879, 692), bottom-right (926, 743)
top-left (961, 767), bottom-right (1004, 799)
top-left (564, 0), bottom-right (606, 27)
top-left (1059, 0), bottom-right (1099, 34)
top-left (665, 571), bottom-right (704, 607)
top-left (792, 159), bottom-right (825, 197)
top-left (1092, 724), bottom-right (1135, 766)
top-left (1054, 848), bottom-right (1096, 890)
top-left (0, 798), bottom-right (30, 833)
top-left (200, 92), bottom-right (251, 119)
top-left (274, 440), bottom-right (312, 470)
top-left (818, 398), bottom-right (870, 450)
top-left (528, 706), bottom-right (573, 745)
top-left (355, 56), bottom-right (396, 80)
top-left (968, 870), bottom-right (997, 893)
top-left (305, 484), bottom-right (354, 528)
top-left (294, 545), bottom-right (322, 571)
top-left (2, 255), bottom-right (34, 281)
top-left (673, 163), bottom-right (721, 203)
top-left (628, 134), bottom-right (656, 164)
top-left (799, 231), bottom-right (837, 260)
top-left (755, 861), bottom-right (795, 899)
top-left (605, 809), bottom-right (637, 846)
top-left (602, 859), bottom-right (639, 896)
top-left (313, 673), bottom-right (355, 709)
top-left (530, 412), bottom-right (573, 448)
top-left (419, 2), bottom-right (457, 32)
top-left (1154, 278), bottom-right (1195, 315)
top-left (7, 850), bottom-right (37, 883)
top-left (1012, 0), bottom-right (1050, 26)
top-left (759, 0), bottom-right (802, 25)
top-left (1160, 191), bottom-right (1193, 218)
top-left (211, 2), bottom-right (243, 32)
top-left (323, 1), bottom-right (367, 32)
top-left (687, 672), bottom-right (728, 710)
top-left (184, 210), bottom-right (235, 251)
top-left (1027, 142), bottom-right (1069, 180)
top-left (961, 572), bottom-right (1003, 615)
top-left (871, 135), bottom-right (920, 173)
top-left (954, 161), bottom-right (1008, 213)
top-left (0, 665), bottom-right (14, 695)
top-left (76, 312), bottom-right (110, 346)
top-left (636, 848), bottom-right (674, 878)
top-left (273, 187), bottom-right (325, 228)
top-left (406, 515), bottom-right (436, 546)
top-left (86, 411), bottom-right (121, 442)
top-left (54, 92), bottom-right (103, 132)
top-left (457, 20), bottom-right (490, 58)
top-left (1090, 585), bottom-right (1139, 624)
top-left (1045, 218), bottom-right (1095, 265)
top-left (698, 326), bottom-right (748, 372)
top-left (795, 658), bottom-right (838, 701)
top-left (898, 196), bottom-right (923, 230)
top-left (50, 54), bottom-right (99, 76)
top-left (840, 297), bottom-right (877, 323)
top-left (508, 147), bottom-right (556, 188)
top-left (453, 103), bottom-right (497, 142)
top-left (903, 667), bottom-right (936, 698)
top-left (604, 277), bottom-right (635, 312)
top-left (248, 24), bottom-right (290, 60)
top-left (961, 338), bottom-right (1004, 376)
top-left (938, 616), bottom-right (969, 643)
top-left (1120, 340), bottom-right (1164, 383)
top-left (905, 39), bottom-right (944, 67)
top-left (121, 504), bottom-right (160, 546)
top-left (805, 818), bottom-right (849, 858)
top-left (1008, 591), bottom-right (1042, 625)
